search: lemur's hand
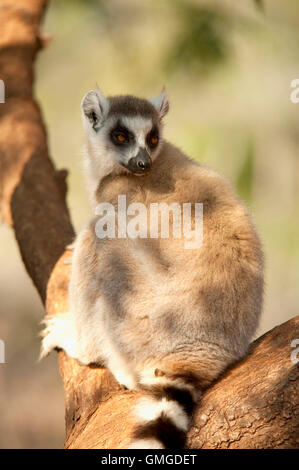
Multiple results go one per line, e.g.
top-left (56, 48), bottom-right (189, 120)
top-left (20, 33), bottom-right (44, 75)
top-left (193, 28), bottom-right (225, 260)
top-left (66, 241), bottom-right (76, 250)
top-left (64, 240), bottom-right (76, 265)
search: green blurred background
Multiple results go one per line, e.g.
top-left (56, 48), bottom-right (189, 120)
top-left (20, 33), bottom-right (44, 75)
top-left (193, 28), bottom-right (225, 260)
top-left (0, 0), bottom-right (298, 448)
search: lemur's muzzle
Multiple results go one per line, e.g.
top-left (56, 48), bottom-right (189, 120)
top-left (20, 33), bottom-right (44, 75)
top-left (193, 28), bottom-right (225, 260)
top-left (127, 148), bottom-right (152, 175)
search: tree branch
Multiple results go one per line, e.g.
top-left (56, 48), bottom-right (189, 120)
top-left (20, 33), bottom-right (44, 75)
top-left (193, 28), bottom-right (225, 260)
top-left (0, 0), bottom-right (298, 450)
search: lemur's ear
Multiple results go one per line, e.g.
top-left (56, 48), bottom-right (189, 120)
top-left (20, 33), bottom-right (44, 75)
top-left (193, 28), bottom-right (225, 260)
top-left (81, 89), bottom-right (109, 130)
top-left (149, 88), bottom-right (169, 119)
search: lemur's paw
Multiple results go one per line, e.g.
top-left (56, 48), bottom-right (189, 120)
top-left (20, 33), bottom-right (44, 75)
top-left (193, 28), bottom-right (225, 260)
top-left (112, 369), bottom-right (137, 390)
top-left (39, 313), bottom-right (77, 360)
top-left (39, 315), bottom-right (63, 359)
top-left (63, 241), bottom-right (76, 264)
top-left (66, 241), bottom-right (76, 250)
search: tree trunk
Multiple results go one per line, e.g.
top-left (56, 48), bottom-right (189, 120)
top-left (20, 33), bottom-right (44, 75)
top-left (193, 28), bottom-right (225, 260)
top-left (0, 0), bottom-right (298, 450)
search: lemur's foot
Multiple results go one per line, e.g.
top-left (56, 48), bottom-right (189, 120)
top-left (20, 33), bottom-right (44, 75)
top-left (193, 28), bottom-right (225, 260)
top-left (40, 313), bottom-right (78, 360)
top-left (111, 369), bottom-right (138, 390)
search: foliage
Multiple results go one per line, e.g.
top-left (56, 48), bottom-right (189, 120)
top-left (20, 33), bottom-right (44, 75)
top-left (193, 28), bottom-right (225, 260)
top-left (165, 2), bottom-right (231, 75)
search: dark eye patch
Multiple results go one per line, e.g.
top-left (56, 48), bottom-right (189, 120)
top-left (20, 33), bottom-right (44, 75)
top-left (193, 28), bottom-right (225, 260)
top-left (110, 122), bottom-right (135, 146)
top-left (147, 126), bottom-right (159, 148)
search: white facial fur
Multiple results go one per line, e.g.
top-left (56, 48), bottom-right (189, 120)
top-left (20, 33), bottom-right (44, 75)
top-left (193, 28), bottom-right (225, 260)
top-left (120, 115), bottom-right (155, 161)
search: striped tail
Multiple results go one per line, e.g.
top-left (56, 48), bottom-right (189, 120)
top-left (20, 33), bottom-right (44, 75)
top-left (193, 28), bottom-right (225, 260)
top-left (128, 380), bottom-right (199, 449)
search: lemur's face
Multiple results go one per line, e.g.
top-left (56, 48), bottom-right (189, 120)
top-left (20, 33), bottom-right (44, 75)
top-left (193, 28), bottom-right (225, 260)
top-left (106, 115), bottom-right (159, 175)
top-left (82, 90), bottom-right (169, 176)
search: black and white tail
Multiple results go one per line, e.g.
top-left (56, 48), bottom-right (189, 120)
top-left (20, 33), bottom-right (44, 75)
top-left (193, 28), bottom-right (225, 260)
top-left (129, 380), bottom-right (199, 449)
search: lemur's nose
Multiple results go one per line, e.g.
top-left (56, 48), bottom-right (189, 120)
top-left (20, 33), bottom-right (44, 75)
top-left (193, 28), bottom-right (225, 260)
top-left (137, 159), bottom-right (150, 171)
top-left (127, 148), bottom-right (152, 174)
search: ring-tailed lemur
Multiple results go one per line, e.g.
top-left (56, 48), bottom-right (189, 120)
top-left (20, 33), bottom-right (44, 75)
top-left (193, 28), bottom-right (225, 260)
top-left (41, 88), bottom-right (264, 449)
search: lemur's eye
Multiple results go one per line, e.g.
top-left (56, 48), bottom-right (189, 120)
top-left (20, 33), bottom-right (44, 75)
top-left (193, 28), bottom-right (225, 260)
top-left (116, 134), bottom-right (126, 143)
top-left (111, 125), bottom-right (132, 146)
top-left (147, 130), bottom-right (159, 148)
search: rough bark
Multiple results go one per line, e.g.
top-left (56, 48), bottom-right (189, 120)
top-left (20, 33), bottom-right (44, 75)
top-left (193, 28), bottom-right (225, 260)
top-left (0, 0), bottom-right (298, 450)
